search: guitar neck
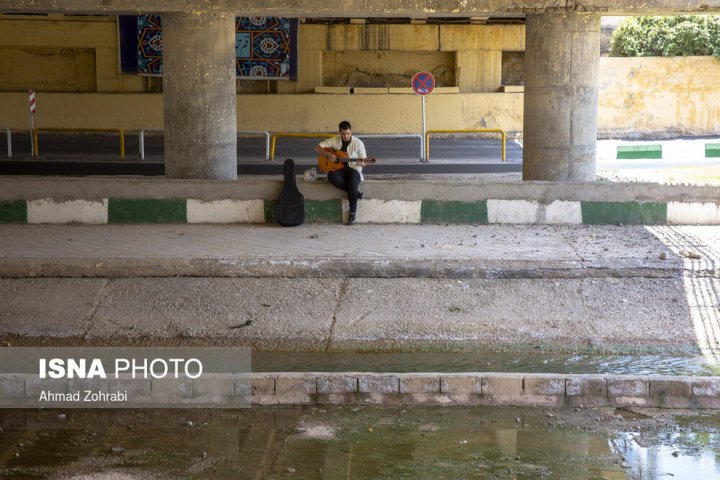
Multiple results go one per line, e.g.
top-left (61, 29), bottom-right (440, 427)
top-left (338, 158), bottom-right (373, 163)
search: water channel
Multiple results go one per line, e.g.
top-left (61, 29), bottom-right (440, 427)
top-left (1, 406), bottom-right (719, 479)
top-left (253, 351), bottom-right (720, 377)
top-left (2, 351), bottom-right (720, 478)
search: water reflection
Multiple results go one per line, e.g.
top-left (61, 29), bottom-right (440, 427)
top-left (611, 431), bottom-right (720, 480)
top-left (3, 407), bottom-right (718, 479)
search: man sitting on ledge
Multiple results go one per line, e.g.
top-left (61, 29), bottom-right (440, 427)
top-left (314, 120), bottom-right (369, 225)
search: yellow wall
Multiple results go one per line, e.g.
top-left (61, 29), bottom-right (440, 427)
top-left (0, 92), bottom-right (523, 133)
top-left (0, 15), bottom-right (144, 93)
top-left (1, 15), bottom-right (719, 137)
top-left (598, 56), bottom-right (720, 137)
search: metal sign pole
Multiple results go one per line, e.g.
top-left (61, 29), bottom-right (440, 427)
top-left (421, 95), bottom-right (426, 162)
top-left (29, 113), bottom-right (35, 157)
top-left (411, 71), bottom-right (434, 163)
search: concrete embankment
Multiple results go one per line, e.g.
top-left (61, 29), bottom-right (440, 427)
top-left (0, 223), bottom-right (716, 355)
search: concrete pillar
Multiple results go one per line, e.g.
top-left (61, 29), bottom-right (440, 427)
top-left (162, 12), bottom-right (237, 179)
top-left (522, 12), bottom-right (600, 182)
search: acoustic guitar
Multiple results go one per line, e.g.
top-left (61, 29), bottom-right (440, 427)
top-left (317, 147), bottom-right (376, 174)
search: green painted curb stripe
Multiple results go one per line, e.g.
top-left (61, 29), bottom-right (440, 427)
top-left (421, 200), bottom-right (488, 224)
top-left (581, 202), bottom-right (667, 225)
top-left (108, 199), bottom-right (187, 223)
top-left (617, 145), bottom-right (662, 159)
top-left (305, 199), bottom-right (343, 223)
top-left (0, 200), bottom-right (27, 223)
top-left (705, 143), bottom-right (720, 158)
top-left (264, 200), bottom-right (279, 224)
top-left (264, 199), bottom-right (343, 224)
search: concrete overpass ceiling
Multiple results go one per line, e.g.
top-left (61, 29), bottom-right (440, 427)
top-left (0, 1), bottom-right (719, 16)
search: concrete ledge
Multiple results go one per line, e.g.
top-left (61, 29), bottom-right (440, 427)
top-left (254, 373), bottom-right (717, 408)
top-left (388, 87), bottom-right (416, 94)
top-left (3, 372), bottom-right (715, 408)
top-left (3, 197), bottom-right (720, 226)
top-left (1, 177), bottom-right (718, 225)
top-left (499, 85), bottom-right (524, 93)
top-left (386, 87), bottom-right (460, 94)
top-left (353, 87), bottom-right (389, 94)
top-left (314, 86), bottom-right (351, 94)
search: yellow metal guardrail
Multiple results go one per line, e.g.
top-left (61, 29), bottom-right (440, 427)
top-left (425, 129), bottom-right (506, 162)
top-left (269, 132), bottom-right (334, 161)
top-left (33, 128), bottom-right (126, 160)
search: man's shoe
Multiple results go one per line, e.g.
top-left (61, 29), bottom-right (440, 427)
top-left (348, 212), bottom-right (356, 225)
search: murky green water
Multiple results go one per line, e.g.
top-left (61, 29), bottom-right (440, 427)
top-left (253, 351), bottom-right (720, 377)
top-left (1, 407), bottom-right (719, 479)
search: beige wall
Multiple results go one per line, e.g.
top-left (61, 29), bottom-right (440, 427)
top-left (0, 16), bottom-right (144, 93)
top-left (0, 91), bottom-right (523, 133)
top-left (598, 56), bottom-right (720, 137)
top-left (1, 15), bottom-right (719, 137)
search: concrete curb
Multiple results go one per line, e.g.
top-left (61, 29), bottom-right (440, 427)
top-left (1, 197), bottom-right (720, 225)
top-left (0, 177), bottom-right (719, 225)
top-left (252, 372), bottom-right (720, 408)
top-left (0, 257), bottom-right (681, 279)
top-left (4, 372), bottom-right (718, 409)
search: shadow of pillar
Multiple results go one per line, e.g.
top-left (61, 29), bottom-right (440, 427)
top-left (648, 226), bottom-right (720, 365)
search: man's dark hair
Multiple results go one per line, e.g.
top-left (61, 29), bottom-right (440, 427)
top-left (339, 120), bottom-right (352, 131)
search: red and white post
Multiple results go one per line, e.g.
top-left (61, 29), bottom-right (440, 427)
top-left (28, 89), bottom-right (36, 157)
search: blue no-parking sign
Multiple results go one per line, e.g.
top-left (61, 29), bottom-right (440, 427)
top-left (411, 71), bottom-right (435, 95)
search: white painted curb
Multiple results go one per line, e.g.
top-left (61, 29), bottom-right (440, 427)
top-left (187, 199), bottom-right (265, 224)
top-left (344, 199), bottom-right (422, 224)
top-left (668, 202), bottom-right (720, 225)
top-left (27, 198), bottom-right (108, 224)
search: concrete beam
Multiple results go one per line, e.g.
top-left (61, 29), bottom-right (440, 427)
top-left (0, 0), bottom-right (718, 16)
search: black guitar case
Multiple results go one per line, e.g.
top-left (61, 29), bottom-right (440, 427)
top-left (277, 158), bottom-right (305, 227)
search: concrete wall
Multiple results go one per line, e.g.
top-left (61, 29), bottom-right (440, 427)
top-left (1, 15), bottom-right (719, 137)
top-left (598, 56), bottom-right (720, 138)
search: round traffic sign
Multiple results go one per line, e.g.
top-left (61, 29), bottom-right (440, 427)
top-left (411, 71), bottom-right (435, 95)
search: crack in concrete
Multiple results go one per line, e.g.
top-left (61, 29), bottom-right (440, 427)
top-left (82, 278), bottom-right (110, 339)
top-left (325, 277), bottom-right (349, 352)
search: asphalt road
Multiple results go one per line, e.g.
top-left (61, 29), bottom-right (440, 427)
top-left (0, 132), bottom-right (523, 175)
top-left (4, 132), bottom-right (719, 176)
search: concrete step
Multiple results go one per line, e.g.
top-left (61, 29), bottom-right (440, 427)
top-left (0, 224), bottom-right (681, 279)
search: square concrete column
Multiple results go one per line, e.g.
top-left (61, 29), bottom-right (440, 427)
top-left (162, 12), bottom-right (237, 180)
top-left (522, 13), bottom-right (601, 182)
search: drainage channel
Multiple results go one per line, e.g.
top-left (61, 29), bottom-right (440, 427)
top-left (253, 351), bottom-right (719, 377)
